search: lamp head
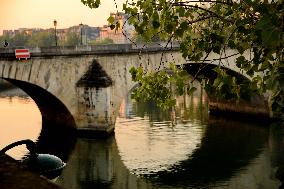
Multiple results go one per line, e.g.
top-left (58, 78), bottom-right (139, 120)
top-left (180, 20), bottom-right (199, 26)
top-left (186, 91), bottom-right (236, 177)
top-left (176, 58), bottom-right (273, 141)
top-left (53, 20), bottom-right (57, 27)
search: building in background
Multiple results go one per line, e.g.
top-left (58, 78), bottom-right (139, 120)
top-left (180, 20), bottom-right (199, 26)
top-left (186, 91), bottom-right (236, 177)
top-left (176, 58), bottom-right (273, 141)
top-left (84, 26), bottom-right (101, 43)
top-left (69, 25), bottom-right (100, 45)
top-left (2, 30), bottom-right (14, 36)
top-left (1, 12), bottom-right (136, 46)
top-left (99, 12), bottom-right (135, 44)
top-left (3, 28), bottom-right (43, 37)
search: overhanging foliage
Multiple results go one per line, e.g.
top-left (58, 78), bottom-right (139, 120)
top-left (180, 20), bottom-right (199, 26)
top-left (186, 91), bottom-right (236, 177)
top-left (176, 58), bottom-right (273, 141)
top-left (82, 0), bottom-right (283, 118)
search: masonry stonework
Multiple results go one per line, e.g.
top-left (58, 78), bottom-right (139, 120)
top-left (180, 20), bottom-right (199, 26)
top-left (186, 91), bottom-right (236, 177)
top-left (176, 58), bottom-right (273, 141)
top-left (0, 45), bottom-right (271, 135)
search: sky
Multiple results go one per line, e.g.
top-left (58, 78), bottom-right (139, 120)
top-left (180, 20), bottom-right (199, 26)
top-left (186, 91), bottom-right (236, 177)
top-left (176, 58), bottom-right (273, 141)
top-left (0, 0), bottom-right (125, 34)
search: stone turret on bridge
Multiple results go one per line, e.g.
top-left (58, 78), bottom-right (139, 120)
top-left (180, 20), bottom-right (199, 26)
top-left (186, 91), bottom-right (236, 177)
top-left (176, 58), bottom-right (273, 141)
top-left (0, 44), bottom-right (271, 136)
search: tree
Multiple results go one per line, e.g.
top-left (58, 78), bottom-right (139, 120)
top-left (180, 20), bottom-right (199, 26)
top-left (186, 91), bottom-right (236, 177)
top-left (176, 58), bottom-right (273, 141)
top-left (63, 31), bottom-right (80, 46)
top-left (27, 31), bottom-right (54, 47)
top-left (89, 38), bottom-right (114, 45)
top-left (8, 33), bottom-right (30, 47)
top-left (82, 0), bottom-right (284, 119)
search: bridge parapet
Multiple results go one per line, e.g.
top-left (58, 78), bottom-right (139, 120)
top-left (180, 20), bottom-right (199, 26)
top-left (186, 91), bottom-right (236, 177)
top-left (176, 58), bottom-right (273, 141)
top-left (0, 44), bottom-right (179, 60)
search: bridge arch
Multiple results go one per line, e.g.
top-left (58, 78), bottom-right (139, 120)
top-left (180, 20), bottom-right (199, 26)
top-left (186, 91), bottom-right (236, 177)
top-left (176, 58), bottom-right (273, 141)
top-left (3, 78), bottom-right (76, 129)
top-left (183, 62), bottom-right (249, 82)
top-left (182, 62), bottom-right (250, 98)
top-left (181, 62), bottom-right (270, 119)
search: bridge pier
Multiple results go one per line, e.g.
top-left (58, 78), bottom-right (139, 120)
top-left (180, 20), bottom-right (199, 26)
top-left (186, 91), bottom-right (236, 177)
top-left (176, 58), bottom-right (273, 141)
top-left (76, 87), bottom-right (116, 136)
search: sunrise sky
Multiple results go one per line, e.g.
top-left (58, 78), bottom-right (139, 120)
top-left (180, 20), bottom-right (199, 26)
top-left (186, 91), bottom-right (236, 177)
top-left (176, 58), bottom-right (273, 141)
top-left (0, 0), bottom-right (125, 34)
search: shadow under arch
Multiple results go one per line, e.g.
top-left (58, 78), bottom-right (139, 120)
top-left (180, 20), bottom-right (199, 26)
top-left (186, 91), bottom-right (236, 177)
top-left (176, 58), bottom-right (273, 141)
top-left (3, 78), bottom-right (77, 161)
top-left (183, 63), bottom-right (251, 101)
top-left (181, 63), bottom-right (271, 120)
top-left (183, 62), bottom-right (250, 81)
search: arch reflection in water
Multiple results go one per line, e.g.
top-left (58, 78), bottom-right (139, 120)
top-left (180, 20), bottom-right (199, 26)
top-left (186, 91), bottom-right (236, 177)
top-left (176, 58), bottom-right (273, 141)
top-left (0, 84), bottom-right (77, 164)
top-left (0, 81), bottom-right (281, 188)
top-left (115, 94), bottom-right (208, 175)
top-left (116, 93), bottom-right (272, 188)
top-left (56, 90), bottom-right (280, 189)
top-left (150, 116), bottom-right (270, 188)
top-left (35, 120), bottom-right (77, 162)
top-left (116, 86), bottom-right (206, 174)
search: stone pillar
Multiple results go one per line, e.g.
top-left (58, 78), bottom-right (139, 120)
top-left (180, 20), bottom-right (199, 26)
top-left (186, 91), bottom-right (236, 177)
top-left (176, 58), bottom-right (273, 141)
top-left (76, 87), bottom-right (116, 136)
top-left (75, 59), bottom-right (115, 136)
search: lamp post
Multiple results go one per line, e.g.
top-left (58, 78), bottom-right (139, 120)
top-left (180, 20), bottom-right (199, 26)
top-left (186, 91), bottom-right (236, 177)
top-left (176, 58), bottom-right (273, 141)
top-left (53, 19), bottom-right (58, 46)
top-left (79, 23), bottom-right (83, 46)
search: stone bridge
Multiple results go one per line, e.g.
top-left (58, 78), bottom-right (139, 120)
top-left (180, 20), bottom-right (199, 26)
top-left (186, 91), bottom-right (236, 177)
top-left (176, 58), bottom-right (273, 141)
top-left (0, 44), bottom-right (270, 135)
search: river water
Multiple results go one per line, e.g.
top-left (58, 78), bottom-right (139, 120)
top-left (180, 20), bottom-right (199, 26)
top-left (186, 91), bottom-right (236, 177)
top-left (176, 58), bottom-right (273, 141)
top-left (0, 84), bottom-right (284, 189)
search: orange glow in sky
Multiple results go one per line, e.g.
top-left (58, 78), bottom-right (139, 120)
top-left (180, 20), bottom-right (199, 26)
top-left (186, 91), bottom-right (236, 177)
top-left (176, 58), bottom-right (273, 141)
top-left (0, 0), bottom-right (125, 34)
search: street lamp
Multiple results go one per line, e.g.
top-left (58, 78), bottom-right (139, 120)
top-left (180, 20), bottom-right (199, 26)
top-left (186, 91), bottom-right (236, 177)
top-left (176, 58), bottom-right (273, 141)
top-left (53, 19), bottom-right (58, 46)
top-left (79, 23), bottom-right (83, 46)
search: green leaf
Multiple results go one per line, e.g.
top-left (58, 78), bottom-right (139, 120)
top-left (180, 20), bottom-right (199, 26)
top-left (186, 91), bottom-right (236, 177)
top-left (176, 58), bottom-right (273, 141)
top-left (228, 40), bottom-right (236, 49)
top-left (256, 15), bottom-right (273, 30)
top-left (261, 29), bottom-right (281, 47)
top-left (109, 24), bottom-right (115, 30)
top-left (259, 60), bottom-right (270, 71)
top-left (165, 23), bottom-right (174, 34)
top-left (177, 6), bottom-right (185, 17)
top-left (81, 0), bottom-right (100, 8)
top-left (180, 22), bottom-right (189, 31)
top-left (236, 56), bottom-right (246, 68)
top-left (152, 20), bottom-right (160, 29)
top-left (213, 42), bottom-right (222, 54)
top-left (107, 16), bottom-right (115, 24)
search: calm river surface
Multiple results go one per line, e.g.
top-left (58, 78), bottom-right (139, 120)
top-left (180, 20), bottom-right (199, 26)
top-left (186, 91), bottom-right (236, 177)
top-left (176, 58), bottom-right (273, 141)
top-left (0, 84), bottom-right (284, 189)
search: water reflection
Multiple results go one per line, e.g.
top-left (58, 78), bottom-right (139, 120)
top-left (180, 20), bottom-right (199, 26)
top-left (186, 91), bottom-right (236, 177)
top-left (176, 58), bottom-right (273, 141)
top-left (0, 89), bottom-right (41, 160)
top-left (269, 123), bottom-right (284, 188)
top-left (56, 91), bottom-right (282, 189)
top-left (151, 116), bottom-right (270, 188)
top-left (36, 121), bottom-right (77, 162)
top-left (0, 85), bottom-right (77, 162)
top-left (56, 136), bottom-right (159, 189)
top-left (1, 83), bottom-right (283, 189)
